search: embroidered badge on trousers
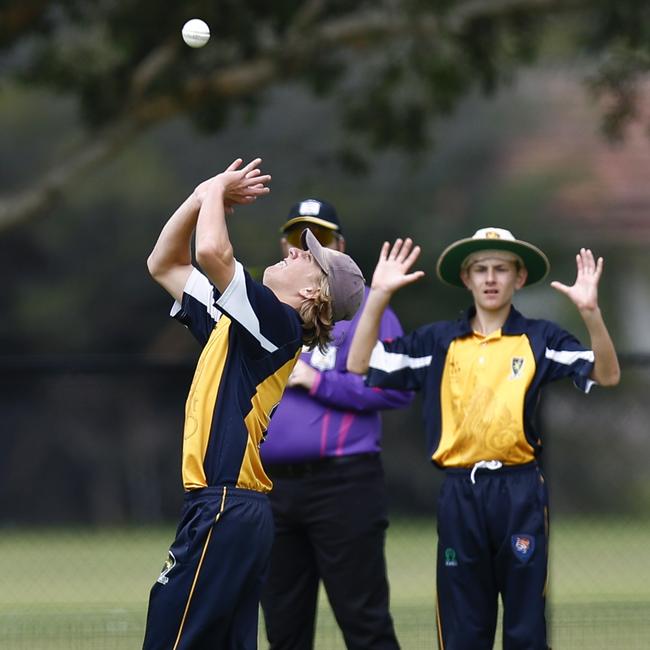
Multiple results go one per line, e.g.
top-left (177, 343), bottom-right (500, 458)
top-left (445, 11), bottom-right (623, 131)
top-left (511, 534), bottom-right (535, 562)
top-left (156, 550), bottom-right (176, 585)
top-left (444, 547), bottom-right (458, 567)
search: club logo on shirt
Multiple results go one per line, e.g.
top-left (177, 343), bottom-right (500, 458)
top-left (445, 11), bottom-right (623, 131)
top-left (511, 534), bottom-right (535, 562)
top-left (509, 357), bottom-right (525, 380)
top-left (156, 550), bottom-right (176, 585)
top-left (444, 547), bottom-right (458, 567)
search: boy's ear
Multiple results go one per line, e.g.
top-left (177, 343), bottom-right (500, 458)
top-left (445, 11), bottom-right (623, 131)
top-left (298, 286), bottom-right (318, 299)
top-left (460, 268), bottom-right (471, 290)
top-left (515, 267), bottom-right (528, 290)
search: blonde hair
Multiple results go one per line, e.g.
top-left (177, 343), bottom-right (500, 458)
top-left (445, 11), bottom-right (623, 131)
top-left (299, 273), bottom-right (334, 353)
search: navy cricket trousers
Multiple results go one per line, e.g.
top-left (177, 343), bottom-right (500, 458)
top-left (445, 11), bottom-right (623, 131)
top-left (142, 485), bottom-right (274, 650)
top-left (435, 462), bottom-right (550, 650)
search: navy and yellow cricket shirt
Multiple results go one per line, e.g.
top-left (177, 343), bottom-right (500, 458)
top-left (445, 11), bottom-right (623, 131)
top-left (365, 306), bottom-right (595, 468)
top-left (170, 262), bottom-right (303, 492)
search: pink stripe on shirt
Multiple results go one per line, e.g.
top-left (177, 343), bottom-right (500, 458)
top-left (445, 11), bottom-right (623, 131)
top-left (320, 410), bottom-right (331, 457)
top-left (336, 413), bottom-right (355, 456)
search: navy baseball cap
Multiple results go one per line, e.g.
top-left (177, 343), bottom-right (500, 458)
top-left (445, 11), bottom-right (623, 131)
top-left (280, 198), bottom-right (343, 234)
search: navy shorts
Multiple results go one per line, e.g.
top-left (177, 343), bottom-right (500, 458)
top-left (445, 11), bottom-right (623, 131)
top-left (143, 485), bottom-right (273, 650)
top-left (435, 462), bottom-right (549, 650)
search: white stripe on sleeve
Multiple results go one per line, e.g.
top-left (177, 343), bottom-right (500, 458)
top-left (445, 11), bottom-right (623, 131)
top-left (169, 268), bottom-right (222, 323)
top-left (216, 261), bottom-right (278, 353)
top-left (369, 340), bottom-right (432, 373)
top-left (545, 347), bottom-right (595, 365)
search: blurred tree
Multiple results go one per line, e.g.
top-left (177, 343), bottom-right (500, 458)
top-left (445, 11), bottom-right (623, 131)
top-left (1, 0), bottom-right (650, 232)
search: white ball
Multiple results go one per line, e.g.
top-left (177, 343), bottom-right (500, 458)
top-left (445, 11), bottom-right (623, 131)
top-left (182, 18), bottom-right (210, 48)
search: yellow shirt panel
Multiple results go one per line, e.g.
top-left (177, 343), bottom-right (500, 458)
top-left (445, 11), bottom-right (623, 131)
top-left (237, 350), bottom-right (301, 492)
top-left (434, 330), bottom-right (536, 467)
top-left (181, 317), bottom-right (231, 489)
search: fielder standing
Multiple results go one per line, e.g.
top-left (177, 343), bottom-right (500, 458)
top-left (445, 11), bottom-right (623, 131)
top-left (347, 228), bottom-right (620, 649)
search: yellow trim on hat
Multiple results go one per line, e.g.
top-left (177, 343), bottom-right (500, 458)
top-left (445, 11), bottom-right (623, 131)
top-left (280, 216), bottom-right (340, 233)
top-left (436, 234), bottom-right (549, 288)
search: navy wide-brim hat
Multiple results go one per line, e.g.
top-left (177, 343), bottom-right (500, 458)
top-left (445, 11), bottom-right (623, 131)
top-left (436, 227), bottom-right (550, 288)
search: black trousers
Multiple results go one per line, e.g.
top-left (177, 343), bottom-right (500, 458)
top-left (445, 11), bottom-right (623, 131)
top-left (261, 453), bottom-right (400, 650)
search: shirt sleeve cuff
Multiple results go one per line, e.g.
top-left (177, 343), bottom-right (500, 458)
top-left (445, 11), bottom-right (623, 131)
top-left (309, 370), bottom-right (322, 396)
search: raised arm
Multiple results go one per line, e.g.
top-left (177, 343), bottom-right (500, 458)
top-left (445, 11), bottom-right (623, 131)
top-left (147, 157), bottom-right (268, 301)
top-left (347, 238), bottom-right (424, 374)
top-left (195, 157), bottom-right (270, 293)
top-left (551, 248), bottom-right (620, 386)
top-left (146, 192), bottom-right (201, 302)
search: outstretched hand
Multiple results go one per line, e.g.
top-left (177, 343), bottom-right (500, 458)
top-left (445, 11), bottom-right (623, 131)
top-left (371, 238), bottom-right (425, 296)
top-left (550, 248), bottom-right (602, 312)
top-left (193, 157), bottom-right (271, 214)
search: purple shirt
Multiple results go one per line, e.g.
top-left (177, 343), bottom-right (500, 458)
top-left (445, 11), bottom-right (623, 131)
top-left (261, 289), bottom-right (414, 464)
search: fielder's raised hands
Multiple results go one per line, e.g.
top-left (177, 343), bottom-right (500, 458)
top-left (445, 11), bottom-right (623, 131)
top-left (148, 156), bottom-right (272, 302)
top-left (551, 247), bottom-right (620, 386)
top-left (550, 248), bottom-right (602, 313)
top-left (348, 238), bottom-right (424, 375)
top-left (371, 238), bottom-right (425, 296)
top-left (196, 157), bottom-right (272, 292)
top-left (194, 157), bottom-right (271, 214)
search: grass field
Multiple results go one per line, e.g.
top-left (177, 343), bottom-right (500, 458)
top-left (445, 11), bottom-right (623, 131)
top-left (1, 517), bottom-right (649, 649)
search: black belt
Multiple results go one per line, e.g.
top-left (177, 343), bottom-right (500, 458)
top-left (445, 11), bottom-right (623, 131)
top-left (266, 452), bottom-right (379, 479)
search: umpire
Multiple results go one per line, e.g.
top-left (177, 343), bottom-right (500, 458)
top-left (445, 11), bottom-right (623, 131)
top-left (260, 199), bottom-right (414, 650)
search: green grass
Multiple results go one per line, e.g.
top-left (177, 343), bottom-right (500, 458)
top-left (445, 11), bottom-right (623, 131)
top-left (1, 517), bottom-right (649, 649)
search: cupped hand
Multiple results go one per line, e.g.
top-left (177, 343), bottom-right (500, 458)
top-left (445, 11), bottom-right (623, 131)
top-left (193, 158), bottom-right (271, 214)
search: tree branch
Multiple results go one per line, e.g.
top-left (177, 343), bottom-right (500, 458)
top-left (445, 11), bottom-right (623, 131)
top-left (0, 0), bottom-right (589, 232)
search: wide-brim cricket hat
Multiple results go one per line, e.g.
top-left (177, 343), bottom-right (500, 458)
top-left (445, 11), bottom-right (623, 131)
top-left (436, 227), bottom-right (550, 288)
top-left (281, 198), bottom-right (342, 234)
top-left (301, 229), bottom-right (365, 322)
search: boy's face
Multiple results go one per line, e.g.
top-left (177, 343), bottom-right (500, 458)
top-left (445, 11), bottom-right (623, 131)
top-left (460, 254), bottom-right (527, 312)
top-left (263, 247), bottom-right (323, 296)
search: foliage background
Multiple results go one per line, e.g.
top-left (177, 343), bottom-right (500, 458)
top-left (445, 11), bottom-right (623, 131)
top-left (1, 1), bottom-right (649, 647)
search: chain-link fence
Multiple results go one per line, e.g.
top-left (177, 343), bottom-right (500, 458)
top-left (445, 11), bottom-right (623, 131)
top-left (1, 355), bottom-right (649, 649)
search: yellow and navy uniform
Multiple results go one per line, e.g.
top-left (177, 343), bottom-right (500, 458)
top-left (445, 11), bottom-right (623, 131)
top-left (143, 261), bottom-right (303, 650)
top-left (365, 305), bottom-right (596, 649)
top-left (171, 263), bottom-right (303, 492)
top-left (365, 305), bottom-right (595, 467)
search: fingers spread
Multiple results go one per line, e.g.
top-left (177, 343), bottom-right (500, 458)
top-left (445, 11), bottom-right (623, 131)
top-left (241, 157), bottom-right (263, 175)
top-left (389, 239), bottom-right (404, 260)
top-left (404, 244), bottom-right (421, 268)
top-left (405, 270), bottom-right (425, 284)
top-left (550, 280), bottom-right (568, 294)
top-left (396, 238), bottom-right (414, 262)
top-left (225, 158), bottom-right (243, 172)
